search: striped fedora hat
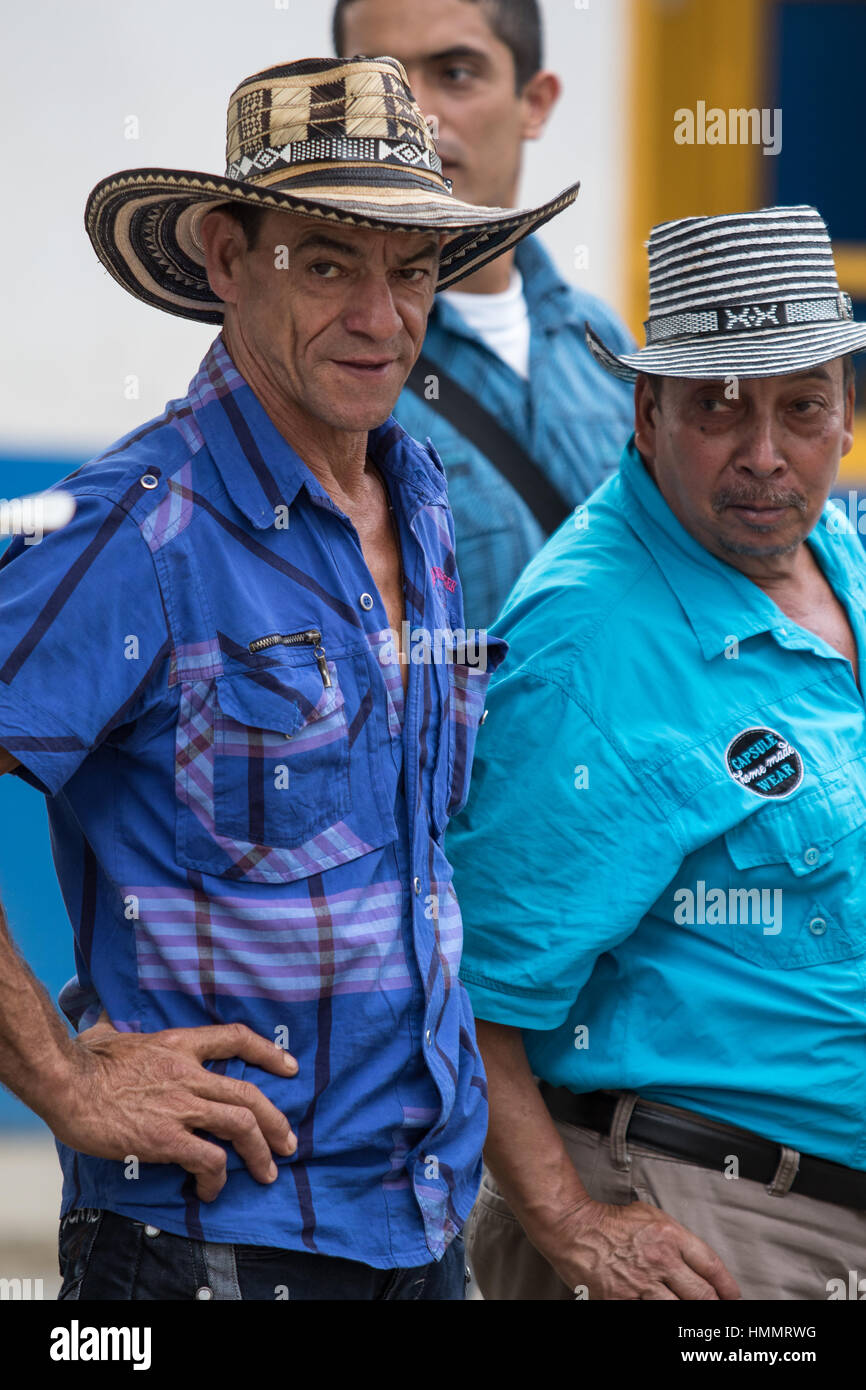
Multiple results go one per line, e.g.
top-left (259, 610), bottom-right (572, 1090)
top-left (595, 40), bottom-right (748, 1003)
top-left (86, 55), bottom-right (579, 323)
top-left (587, 205), bottom-right (866, 381)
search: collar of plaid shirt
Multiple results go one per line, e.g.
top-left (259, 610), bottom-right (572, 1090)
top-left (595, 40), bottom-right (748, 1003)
top-left (0, 333), bottom-right (505, 1268)
top-left (190, 337), bottom-right (452, 529)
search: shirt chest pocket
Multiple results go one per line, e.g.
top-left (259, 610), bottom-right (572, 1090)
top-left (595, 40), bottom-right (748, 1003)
top-left (722, 785), bottom-right (866, 968)
top-left (213, 666), bottom-right (350, 847)
top-left (175, 659), bottom-right (379, 883)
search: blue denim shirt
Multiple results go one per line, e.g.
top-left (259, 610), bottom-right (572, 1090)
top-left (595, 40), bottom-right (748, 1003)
top-left (393, 236), bottom-right (635, 629)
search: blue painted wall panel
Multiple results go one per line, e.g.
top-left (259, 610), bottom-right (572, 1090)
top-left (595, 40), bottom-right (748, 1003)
top-left (769, 2), bottom-right (866, 238)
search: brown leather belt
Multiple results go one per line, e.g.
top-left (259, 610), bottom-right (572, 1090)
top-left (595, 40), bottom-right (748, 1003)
top-left (539, 1083), bottom-right (866, 1210)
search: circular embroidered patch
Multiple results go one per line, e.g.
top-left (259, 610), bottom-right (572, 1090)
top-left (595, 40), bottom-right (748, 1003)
top-left (725, 727), bottom-right (804, 799)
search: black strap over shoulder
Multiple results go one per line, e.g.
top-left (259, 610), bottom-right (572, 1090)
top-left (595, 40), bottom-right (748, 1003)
top-left (405, 352), bottom-right (572, 536)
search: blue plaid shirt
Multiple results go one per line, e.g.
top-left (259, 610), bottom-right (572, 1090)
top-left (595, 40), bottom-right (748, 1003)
top-left (0, 335), bottom-right (505, 1267)
top-left (393, 236), bottom-right (635, 629)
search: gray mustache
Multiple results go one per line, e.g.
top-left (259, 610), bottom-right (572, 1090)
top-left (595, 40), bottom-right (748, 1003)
top-left (713, 489), bottom-right (807, 513)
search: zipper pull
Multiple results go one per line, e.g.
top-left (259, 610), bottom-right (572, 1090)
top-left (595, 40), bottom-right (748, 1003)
top-left (314, 643), bottom-right (331, 688)
top-left (248, 627), bottom-right (331, 688)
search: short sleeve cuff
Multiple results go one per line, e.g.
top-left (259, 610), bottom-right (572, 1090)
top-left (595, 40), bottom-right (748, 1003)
top-left (0, 686), bottom-right (89, 796)
top-left (460, 967), bottom-right (574, 1030)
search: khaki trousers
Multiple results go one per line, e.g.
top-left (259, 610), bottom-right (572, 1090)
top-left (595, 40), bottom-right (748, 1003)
top-left (466, 1092), bottom-right (866, 1300)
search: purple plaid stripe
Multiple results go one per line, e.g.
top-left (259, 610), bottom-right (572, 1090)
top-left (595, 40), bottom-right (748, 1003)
top-left (189, 339), bottom-right (245, 407)
top-left (449, 666), bottom-right (483, 725)
top-left (142, 460), bottom-right (196, 553)
top-left (430, 880), bottom-right (463, 977)
top-left (415, 1181), bottom-right (458, 1244)
top-left (217, 716), bottom-right (344, 755)
top-left (383, 1105), bottom-right (439, 1191)
top-left (175, 679), bottom-right (375, 881)
top-left (417, 504), bottom-right (455, 563)
top-left (129, 882), bottom-right (411, 1000)
top-left (168, 638), bottom-right (223, 686)
top-left (366, 628), bottom-right (404, 735)
top-left (169, 403), bottom-right (205, 457)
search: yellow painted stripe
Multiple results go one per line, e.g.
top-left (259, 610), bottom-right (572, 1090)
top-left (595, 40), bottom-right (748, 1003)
top-left (627, 0), bottom-right (765, 341)
top-left (838, 413), bottom-right (866, 479)
top-left (833, 245), bottom-right (866, 298)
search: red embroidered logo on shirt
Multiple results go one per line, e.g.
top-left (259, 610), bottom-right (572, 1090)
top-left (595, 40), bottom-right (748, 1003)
top-left (431, 565), bottom-right (457, 593)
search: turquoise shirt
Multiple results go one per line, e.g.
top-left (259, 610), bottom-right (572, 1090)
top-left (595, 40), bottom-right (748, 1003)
top-left (449, 435), bottom-right (866, 1169)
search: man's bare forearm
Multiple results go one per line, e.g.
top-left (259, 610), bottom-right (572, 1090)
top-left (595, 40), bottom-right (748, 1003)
top-left (0, 898), bottom-right (74, 1124)
top-left (475, 1017), bottom-right (593, 1253)
top-left (475, 1016), bottom-right (741, 1300)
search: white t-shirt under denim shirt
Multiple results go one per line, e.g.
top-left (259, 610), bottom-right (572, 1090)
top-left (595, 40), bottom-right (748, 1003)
top-left (441, 268), bottom-right (531, 379)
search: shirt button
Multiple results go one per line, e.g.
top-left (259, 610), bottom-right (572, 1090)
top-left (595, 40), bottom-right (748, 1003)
top-left (139, 474), bottom-right (159, 490)
top-left (413, 876), bottom-right (421, 895)
top-left (360, 593), bottom-right (374, 611)
top-left (143, 1224), bottom-right (160, 1238)
top-left (195, 1286), bottom-right (214, 1300)
top-left (480, 709), bottom-right (489, 725)
top-left (808, 917), bottom-right (827, 936)
top-left (804, 847), bottom-right (820, 866)
top-left (425, 1029), bottom-right (432, 1046)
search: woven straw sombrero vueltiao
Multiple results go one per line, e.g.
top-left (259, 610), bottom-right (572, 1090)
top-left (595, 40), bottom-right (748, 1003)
top-left (85, 55), bottom-right (580, 323)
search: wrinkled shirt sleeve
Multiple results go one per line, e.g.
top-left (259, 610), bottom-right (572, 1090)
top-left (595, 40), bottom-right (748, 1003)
top-left (0, 493), bottom-right (170, 795)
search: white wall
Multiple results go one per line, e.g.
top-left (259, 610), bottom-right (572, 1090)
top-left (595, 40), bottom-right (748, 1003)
top-left (0, 0), bottom-right (628, 456)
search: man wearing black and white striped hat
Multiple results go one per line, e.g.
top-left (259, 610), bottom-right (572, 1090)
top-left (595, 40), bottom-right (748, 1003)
top-left (447, 205), bottom-right (866, 1299)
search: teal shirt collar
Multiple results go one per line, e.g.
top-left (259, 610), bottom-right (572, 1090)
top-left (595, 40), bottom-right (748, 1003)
top-left (618, 434), bottom-right (864, 661)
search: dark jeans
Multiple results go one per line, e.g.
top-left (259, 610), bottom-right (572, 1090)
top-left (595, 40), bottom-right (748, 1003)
top-left (57, 1208), bottom-right (468, 1301)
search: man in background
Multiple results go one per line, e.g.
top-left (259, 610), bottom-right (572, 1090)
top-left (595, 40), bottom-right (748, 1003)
top-left (333, 0), bottom-right (634, 628)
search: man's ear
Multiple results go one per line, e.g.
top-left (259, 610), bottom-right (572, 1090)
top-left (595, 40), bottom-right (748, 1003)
top-left (841, 375), bottom-right (856, 457)
top-left (519, 70), bottom-right (561, 141)
top-left (634, 374), bottom-right (659, 462)
top-left (198, 207), bottom-right (248, 306)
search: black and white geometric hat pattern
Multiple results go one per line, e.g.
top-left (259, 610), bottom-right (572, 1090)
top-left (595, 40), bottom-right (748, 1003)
top-left (587, 206), bottom-right (866, 380)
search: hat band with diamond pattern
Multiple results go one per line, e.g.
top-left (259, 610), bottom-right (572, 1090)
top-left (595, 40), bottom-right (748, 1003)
top-left (585, 206), bottom-right (866, 381)
top-left (644, 293), bottom-right (854, 346)
top-left (85, 54), bottom-right (580, 323)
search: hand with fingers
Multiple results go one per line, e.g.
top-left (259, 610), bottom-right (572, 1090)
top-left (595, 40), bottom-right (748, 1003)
top-left (45, 1016), bottom-right (299, 1203)
top-left (547, 1198), bottom-right (742, 1301)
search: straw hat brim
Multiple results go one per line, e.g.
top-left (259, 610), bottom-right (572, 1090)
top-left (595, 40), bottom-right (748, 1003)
top-left (586, 320), bottom-right (866, 382)
top-left (85, 168), bottom-right (580, 323)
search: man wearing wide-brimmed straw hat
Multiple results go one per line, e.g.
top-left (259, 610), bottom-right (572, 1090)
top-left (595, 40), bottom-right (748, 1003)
top-left (448, 205), bottom-right (866, 1300)
top-left (0, 55), bottom-right (577, 1300)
